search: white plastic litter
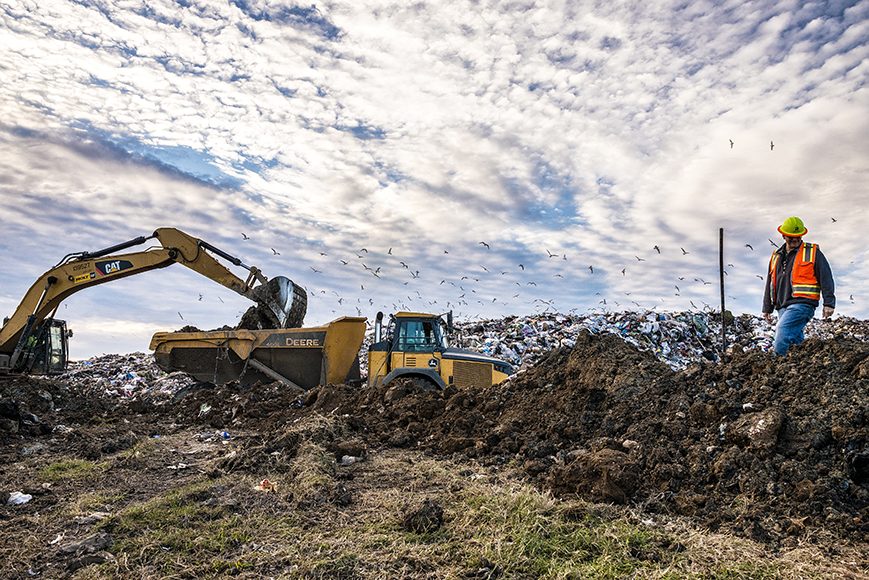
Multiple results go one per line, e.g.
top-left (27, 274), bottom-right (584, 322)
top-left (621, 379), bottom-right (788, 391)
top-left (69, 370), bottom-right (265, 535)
top-left (7, 491), bottom-right (33, 505)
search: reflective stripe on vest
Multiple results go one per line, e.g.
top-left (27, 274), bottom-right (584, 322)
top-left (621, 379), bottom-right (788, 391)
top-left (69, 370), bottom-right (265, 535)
top-left (769, 243), bottom-right (821, 302)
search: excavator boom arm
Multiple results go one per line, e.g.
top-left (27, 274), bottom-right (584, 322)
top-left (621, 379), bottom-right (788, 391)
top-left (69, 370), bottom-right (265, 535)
top-left (0, 228), bottom-right (298, 355)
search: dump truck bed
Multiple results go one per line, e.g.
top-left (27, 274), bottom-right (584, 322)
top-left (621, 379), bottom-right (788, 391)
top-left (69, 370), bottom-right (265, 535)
top-left (149, 316), bottom-right (366, 388)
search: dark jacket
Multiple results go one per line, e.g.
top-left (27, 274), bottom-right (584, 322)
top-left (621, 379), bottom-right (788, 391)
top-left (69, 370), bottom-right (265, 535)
top-left (762, 242), bottom-right (835, 313)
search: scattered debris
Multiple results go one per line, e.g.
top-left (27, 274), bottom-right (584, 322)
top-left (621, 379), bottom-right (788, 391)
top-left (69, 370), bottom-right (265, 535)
top-left (7, 491), bottom-right (32, 505)
top-left (338, 455), bottom-right (363, 466)
top-left (255, 479), bottom-right (277, 493)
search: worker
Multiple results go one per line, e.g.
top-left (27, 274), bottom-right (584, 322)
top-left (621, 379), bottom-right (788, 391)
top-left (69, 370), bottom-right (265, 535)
top-left (762, 216), bottom-right (835, 356)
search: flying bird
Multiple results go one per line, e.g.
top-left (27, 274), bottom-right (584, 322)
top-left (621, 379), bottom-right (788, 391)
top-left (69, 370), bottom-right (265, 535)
top-left (399, 261), bottom-right (408, 269)
top-left (621, 267), bottom-right (626, 276)
top-left (340, 259), bottom-right (349, 265)
top-left (388, 247), bottom-right (392, 255)
top-left (271, 248), bottom-right (280, 255)
top-left (359, 248), bottom-right (368, 253)
top-left (480, 265), bottom-right (488, 272)
top-left (755, 275), bottom-right (764, 280)
top-left (588, 265), bottom-right (594, 274)
top-left (241, 233), bottom-right (250, 240)
top-left (653, 245), bottom-right (660, 254)
top-left (680, 247), bottom-right (689, 255)
top-left (177, 312), bottom-right (184, 320)
top-left (770, 140), bottom-right (774, 151)
top-left (310, 267), bottom-right (322, 273)
top-left (745, 244), bottom-right (753, 251)
top-left (768, 238), bottom-right (778, 246)
top-left (554, 274), bottom-right (564, 278)
top-left (546, 249), bottom-right (557, 258)
top-left (635, 256), bottom-right (645, 262)
top-left (729, 139), bottom-right (734, 149)
top-left (831, 217), bottom-right (837, 223)
top-left (198, 294), bottom-right (203, 301)
top-left (479, 242), bottom-right (490, 249)
top-left (519, 264), bottom-right (525, 270)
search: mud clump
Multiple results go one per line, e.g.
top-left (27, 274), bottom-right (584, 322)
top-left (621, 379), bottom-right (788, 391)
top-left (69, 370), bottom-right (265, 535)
top-left (402, 499), bottom-right (445, 533)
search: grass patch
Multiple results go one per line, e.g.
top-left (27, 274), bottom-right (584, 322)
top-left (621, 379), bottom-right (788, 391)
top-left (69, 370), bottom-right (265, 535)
top-left (39, 458), bottom-right (106, 481)
top-left (54, 439), bottom-right (860, 579)
top-left (453, 488), bottom-right (672, 578)
top-left (712, 562), bottom-right (784, 579)
top-left (65, 490), bottom-right (127, 515)
top-left (286, 441), bottom-right (337, 502)
top-left (94, 479), bottom-right (265, 576)
top-left (111, 436), bottom-right (160, 467)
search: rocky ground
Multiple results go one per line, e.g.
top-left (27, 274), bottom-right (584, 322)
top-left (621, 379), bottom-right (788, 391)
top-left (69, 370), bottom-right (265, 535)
top-left (1, 312), bottom-right (867, 578)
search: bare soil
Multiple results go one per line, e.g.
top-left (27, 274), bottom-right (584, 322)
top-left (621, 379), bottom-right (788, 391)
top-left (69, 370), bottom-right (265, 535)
top-left (1, 330), bottom-right (867, 577)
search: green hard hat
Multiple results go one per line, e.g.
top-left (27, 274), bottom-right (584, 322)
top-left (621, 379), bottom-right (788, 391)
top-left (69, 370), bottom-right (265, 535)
top-left (777, 216), bottom-right (807, 237)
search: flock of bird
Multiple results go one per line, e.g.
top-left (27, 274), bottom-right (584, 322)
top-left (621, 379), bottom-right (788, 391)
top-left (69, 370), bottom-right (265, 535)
top-left (171, 140), bottom-right (855, 324)
top-left (207, 217), bottom-right (844, 325)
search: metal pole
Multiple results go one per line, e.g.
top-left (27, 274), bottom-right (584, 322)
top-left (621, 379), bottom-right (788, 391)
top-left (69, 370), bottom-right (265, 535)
top-left (719, 228), bottom-right (727, 357)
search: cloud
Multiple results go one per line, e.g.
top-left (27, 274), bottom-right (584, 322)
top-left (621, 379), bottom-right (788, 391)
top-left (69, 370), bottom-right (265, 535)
top-left (0, 0), bottom-right (866, 357)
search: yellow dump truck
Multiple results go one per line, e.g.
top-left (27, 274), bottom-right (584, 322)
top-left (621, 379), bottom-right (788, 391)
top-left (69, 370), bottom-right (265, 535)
top-left (367, 311), bottom-right (514, 389)
top-left (150, 310), bottom-right (514, 390)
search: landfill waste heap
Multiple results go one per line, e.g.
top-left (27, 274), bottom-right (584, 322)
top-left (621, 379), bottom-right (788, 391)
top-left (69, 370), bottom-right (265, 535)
top-left (0, 310), bottom-right (866, 551)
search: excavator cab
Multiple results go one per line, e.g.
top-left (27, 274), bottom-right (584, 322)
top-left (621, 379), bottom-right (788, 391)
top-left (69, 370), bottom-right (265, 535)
top-left (0, 317), bottom-right (69, 375)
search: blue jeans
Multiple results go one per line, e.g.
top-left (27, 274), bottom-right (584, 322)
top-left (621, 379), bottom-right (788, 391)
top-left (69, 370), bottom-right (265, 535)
top-left (774, 303), bottom-right (816, 356)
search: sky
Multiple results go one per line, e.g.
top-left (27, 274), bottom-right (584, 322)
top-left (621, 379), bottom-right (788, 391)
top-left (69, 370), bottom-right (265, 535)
top-left (1, 0), bottom-right (867, 359)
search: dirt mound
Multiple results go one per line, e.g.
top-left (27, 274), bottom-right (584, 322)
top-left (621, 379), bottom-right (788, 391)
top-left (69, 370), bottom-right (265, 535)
top-left (5, 328), bottom-right (865, 550)
top-left (206, 331), bottom-right (865, 546)
top-left (426, 332), bottom-right (868, 545)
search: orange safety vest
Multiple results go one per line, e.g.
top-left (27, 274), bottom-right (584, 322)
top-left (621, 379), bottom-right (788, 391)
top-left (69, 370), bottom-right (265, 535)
top-left (769, 242), bottom-right (821, 302)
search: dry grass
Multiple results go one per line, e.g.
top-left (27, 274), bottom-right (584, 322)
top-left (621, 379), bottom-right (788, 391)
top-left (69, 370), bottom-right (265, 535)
top-left (4, 414), bottom-right (863, 579)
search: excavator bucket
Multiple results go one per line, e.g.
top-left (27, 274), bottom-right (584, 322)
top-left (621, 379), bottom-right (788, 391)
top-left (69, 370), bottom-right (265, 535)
top-left (149, 316), bottom-right (366, 388)
top-left (238, 276), bottom-right (308, 330)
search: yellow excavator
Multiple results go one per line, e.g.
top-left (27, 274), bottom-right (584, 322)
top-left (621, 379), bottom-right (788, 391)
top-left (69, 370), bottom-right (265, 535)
top-left (0, 228), bottom-right (307, 376)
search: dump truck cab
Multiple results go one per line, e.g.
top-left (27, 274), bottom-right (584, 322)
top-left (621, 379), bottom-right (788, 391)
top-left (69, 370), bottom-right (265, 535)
top-left (367, 311), bottom-right (513, 390)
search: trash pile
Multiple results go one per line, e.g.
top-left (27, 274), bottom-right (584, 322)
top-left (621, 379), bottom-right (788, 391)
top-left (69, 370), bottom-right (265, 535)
top-left (62, 353), bottom-right (196, 401)
top-left (454, 312), bottom-right (869, 371)
top-left (59, 313), bottom-right (869, 400)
